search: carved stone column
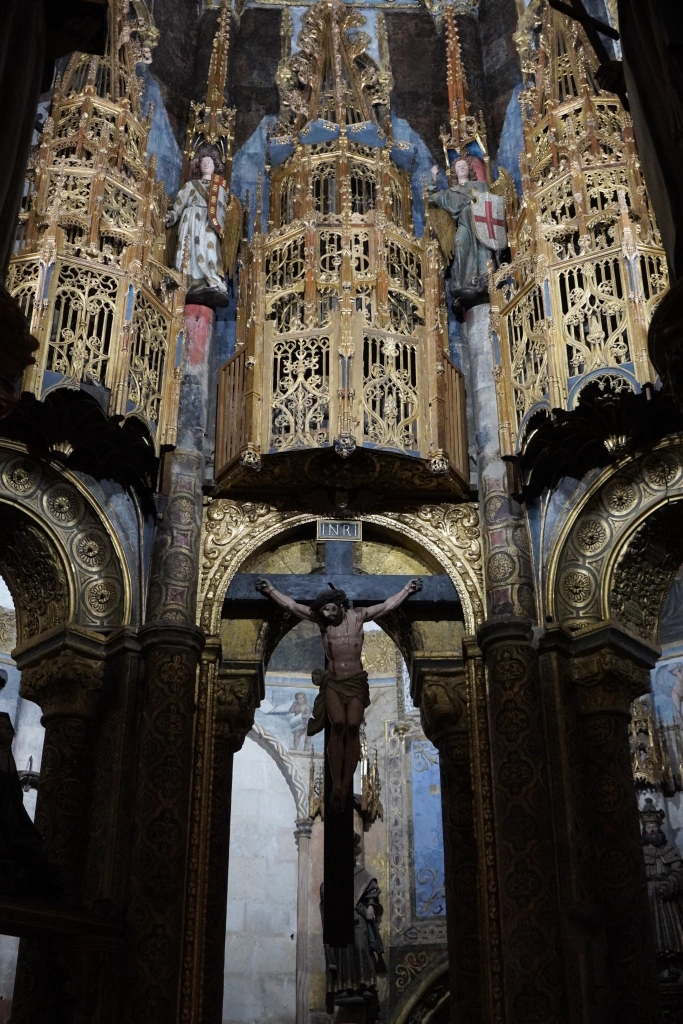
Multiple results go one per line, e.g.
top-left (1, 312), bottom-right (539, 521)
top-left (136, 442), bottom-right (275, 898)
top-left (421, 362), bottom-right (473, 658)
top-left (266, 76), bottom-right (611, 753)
top-left (15, 626), bottom-right (107, 898)
top-left (295, 818), bottom-right (313, 1024)
top-left (125, 339), bottom-right (208, 1022)
top-left (567, 624), bottom-right (662, 1024)
top-left (467, 299), bottom-right (567, 1020)
top-left (200, 663), bottom-right (261, 1024)
top-left (414, 657), bottom-right (480, 1024)
top-left (123, 623), bottom-right (204, 1024)
top-left (478, 619), bottom-right (565, 1024)
top-left (10, 626), bottom-right (107, 1024)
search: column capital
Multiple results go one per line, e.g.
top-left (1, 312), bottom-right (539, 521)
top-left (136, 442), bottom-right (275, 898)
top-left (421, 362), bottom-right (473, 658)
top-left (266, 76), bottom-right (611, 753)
top-left (15, 625), bottom-right (107, 721)
top-left (540, 621), bottom-right (658, 715)
top-left (477, 615), bottom-right (534, 655)
top-left (215, 661), bottom-right (263, 753)
top-left (294, 818), bottom-right (313, 844)
top-left (201, 634), bottom-right (223, 664)
top-left (411, 654), bottom-right (467, 755)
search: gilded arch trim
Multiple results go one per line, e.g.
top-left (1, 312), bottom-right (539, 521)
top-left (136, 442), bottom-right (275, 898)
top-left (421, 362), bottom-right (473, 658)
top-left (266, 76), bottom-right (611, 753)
top-left (392, 952), bottom-right (449, 1024)
top-left (0, 442), bottom-right (130, 640)
top-left (198, 500), bottom-right (485, 636)
top-left (548, 437), bottom-right (683, 638)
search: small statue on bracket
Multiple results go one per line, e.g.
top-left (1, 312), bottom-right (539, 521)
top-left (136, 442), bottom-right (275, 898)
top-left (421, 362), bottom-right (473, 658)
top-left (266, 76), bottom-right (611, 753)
top-left (640, 796), bottom-right (683, 977)
top-left (166, 142), bottom-right (242, 309)
top-left (322, 825), bottom-right (386, 1023)
top-left (427, 153), bottom-right (507, 315)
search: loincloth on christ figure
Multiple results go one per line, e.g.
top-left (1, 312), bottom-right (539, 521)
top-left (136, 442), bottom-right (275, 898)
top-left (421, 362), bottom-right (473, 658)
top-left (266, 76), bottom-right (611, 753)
top-left (307, 668), bottom-right (370, 736)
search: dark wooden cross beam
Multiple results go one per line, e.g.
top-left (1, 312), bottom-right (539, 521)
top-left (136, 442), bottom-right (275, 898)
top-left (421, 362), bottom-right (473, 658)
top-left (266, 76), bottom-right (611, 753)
top-left (224, 545), bottom-right (461, 616)
top-left (224, 539), bottom-right (461, 947)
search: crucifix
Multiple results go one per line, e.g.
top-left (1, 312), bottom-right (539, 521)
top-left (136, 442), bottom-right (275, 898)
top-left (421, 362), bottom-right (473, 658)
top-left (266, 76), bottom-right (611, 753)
top-left (224, 522), bottom-right (461, 945)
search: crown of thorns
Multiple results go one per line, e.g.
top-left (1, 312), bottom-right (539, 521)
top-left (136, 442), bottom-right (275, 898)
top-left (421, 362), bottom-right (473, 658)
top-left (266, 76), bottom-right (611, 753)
top-left (310, 585), bottom-right (349, 613)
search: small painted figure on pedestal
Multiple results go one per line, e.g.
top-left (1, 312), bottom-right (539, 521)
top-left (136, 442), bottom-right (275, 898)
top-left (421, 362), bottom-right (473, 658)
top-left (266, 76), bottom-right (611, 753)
top-left (166, 142), bottom-right (241, 309)
top-left (322, 829), bottom-right (386, 1024)
top-left (427, 153), bottom-right (506, 314)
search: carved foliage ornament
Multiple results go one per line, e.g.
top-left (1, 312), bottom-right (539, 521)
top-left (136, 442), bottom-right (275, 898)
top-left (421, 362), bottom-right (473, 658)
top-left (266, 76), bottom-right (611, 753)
top-left (199, 500), bottom-right (484, 635)
top-left (20, 649), bottom-right (105, 720)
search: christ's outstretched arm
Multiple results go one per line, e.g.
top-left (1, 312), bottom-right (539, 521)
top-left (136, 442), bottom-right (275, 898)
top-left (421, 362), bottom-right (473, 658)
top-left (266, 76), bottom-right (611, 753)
top-left (255, 578), bottom-right (315, 622)
top-left (361, 578), bottom-right (423, 621)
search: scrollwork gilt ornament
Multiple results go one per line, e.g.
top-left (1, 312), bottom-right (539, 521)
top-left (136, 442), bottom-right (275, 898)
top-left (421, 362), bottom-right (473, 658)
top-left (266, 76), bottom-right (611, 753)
top-left (199, 499), bottom-right (484, 635)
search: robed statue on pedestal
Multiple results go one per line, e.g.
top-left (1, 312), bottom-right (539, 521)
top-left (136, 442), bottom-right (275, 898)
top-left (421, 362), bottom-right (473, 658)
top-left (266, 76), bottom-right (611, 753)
top-left (166, 141), bottom-right (242, 309)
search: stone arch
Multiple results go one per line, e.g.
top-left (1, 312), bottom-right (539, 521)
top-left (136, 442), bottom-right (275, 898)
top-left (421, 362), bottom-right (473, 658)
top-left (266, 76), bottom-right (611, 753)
top-left (199, 499), bottom-right (485, 638)
top-left (0, 443), bottom-right (130, 644)
top-left (392, 952), bottom-right (449, 1024)
top-left (250, 720), bottom-right (309, 820)
top-left (548, 438), bottom-right (683, 640)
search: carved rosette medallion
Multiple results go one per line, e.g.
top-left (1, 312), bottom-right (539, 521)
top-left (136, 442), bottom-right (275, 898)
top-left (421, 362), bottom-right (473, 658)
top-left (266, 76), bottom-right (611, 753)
top-left (552, 441), bottom-right (683, 638)
top-left (0, 445), bottom-right (127, 641)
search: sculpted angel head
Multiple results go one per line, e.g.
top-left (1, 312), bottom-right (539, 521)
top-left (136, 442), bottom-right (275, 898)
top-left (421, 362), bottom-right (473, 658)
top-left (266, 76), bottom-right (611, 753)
top-left (449, 153), bottom-right (478, 186)
top-left (188, 142), bottom-right (225, 181)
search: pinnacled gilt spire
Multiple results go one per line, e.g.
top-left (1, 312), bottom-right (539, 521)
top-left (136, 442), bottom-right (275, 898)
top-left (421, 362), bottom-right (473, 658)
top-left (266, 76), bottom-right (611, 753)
top-left (7, 0), bottom-right (185, 452)
top-left (489, 0), bottom-right (669, 461)
top-left (440, 5), bottom-right (488, 173)
top-left (278, 0), bottom-right (391, 130)
top-left (185, 0), bottom-right (236, 185)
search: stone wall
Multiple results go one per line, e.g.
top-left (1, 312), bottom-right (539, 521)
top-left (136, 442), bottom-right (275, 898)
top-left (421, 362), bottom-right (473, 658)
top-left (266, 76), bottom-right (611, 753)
top-left (224, 736), bottom-right (298, 1024)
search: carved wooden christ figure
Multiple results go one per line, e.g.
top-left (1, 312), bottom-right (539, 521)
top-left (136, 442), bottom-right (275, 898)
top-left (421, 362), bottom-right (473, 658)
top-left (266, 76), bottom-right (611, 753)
top-left (256, 578), bottom-right (422, 813)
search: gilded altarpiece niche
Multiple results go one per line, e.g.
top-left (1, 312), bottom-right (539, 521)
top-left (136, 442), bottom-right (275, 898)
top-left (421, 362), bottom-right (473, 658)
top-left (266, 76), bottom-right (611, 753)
top-left (214, 0), bottom-right (469, 490)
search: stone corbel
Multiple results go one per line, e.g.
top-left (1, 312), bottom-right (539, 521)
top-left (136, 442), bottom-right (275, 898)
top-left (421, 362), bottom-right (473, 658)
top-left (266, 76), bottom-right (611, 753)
top-left (561, 621), bottom-right (658, 716)
top-left (215, 660), bottom-right (264, 753)
top-left (14, 625), bottom-right (107, 722)
top-left (411, 653), bottom-right (467, 757)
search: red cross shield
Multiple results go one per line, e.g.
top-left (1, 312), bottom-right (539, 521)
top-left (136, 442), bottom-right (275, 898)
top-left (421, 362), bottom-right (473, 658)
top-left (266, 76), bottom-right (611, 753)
top-left (472, 191), bottom-right (507, 251)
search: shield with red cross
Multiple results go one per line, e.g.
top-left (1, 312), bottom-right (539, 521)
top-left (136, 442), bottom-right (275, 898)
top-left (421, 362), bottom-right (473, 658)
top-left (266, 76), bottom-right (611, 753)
top-left (472, 191), bottom-right (507, 251)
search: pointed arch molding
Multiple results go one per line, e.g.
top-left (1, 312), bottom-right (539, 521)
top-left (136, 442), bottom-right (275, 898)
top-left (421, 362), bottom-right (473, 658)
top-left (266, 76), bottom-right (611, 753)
top-left (548, 437), bottom-right (683, 642)
top-left (249, 722), bottom-right (309, 820)
top-left (198, 500), bottom-right (485, 636)
top-left (0, 442), bottom-right (130, 643)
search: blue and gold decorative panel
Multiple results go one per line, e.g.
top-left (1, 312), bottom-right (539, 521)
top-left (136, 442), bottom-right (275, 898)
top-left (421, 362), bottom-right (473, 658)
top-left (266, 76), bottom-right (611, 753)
top-left (410, 740), bottom-right (446, 918)
top-left (386, 721), bottom-right (446, 946)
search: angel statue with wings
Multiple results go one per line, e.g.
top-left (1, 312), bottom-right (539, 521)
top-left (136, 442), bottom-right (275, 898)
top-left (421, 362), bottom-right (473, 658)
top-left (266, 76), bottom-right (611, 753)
top-left (428, 153), bottom-right (510, 313)
top-left (166, 142), bottom-right (242, 308)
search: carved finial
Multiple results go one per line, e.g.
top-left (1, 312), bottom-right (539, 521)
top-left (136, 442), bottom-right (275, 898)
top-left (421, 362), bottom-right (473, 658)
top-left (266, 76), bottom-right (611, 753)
top-left (254, 173), bottom-right (263, 235)
top-left (275, 0), bottom-right (378, 130)
top-left (184, 0), bottom-right (236, 182)
top-left (440, 5), bottom-right (488, 174)
top-left (281, 7), bottom-right (292, 60)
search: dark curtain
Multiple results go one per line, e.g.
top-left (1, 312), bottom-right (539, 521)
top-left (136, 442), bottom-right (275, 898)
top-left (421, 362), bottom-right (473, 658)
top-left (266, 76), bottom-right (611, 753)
top-left (618, 0), bottom-right (683, 280)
